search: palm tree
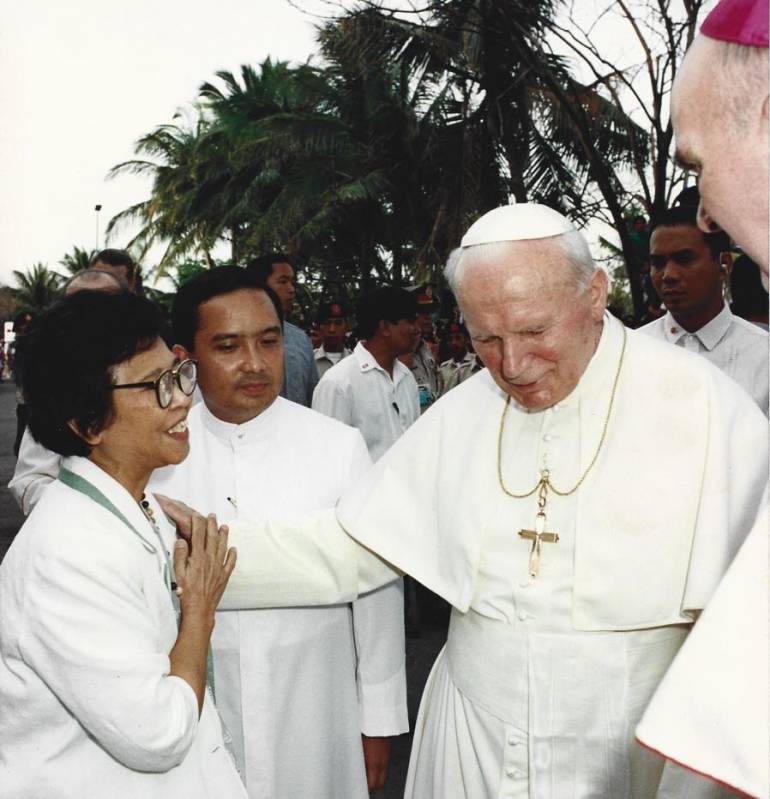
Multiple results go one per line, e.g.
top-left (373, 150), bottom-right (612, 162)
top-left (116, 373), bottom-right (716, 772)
top-left (107, 113), bottom-right (223, 273)
top-left (12, 264), bottom-right (62, 313)
top-left (323, 2), bottom-right (651, 309)
top-left (59, 245), bottom-right (94, 276)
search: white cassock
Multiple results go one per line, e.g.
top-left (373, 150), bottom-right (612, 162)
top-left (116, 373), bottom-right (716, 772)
top-left (636, 499), bottom-right (769, 799)
top-left (150, 397), bottom-right (408, 799)
top-left (0, 456), bottom-right (246, 799)
top-left (334, 313), bottom-right (767, 799)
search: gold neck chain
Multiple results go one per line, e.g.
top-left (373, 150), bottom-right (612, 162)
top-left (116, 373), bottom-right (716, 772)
top-left (497, 324), bottom-right (627, 499)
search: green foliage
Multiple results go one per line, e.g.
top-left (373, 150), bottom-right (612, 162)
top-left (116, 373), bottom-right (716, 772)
top-left (59, 245), bottom-right (95, 276)
top-left (12, 264), bottom-right (62, 313)
top-left (108, 1), bottom-right (669, 310)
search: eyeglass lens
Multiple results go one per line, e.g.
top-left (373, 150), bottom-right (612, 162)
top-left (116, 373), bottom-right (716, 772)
top-left (158, 361), bottom-right (197, 408)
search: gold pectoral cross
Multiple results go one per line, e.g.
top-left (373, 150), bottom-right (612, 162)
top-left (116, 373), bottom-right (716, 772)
top-left (517, 471), bottom-right (559, 577)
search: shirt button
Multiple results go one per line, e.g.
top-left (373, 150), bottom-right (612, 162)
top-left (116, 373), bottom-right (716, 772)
top-left (507, 736), bottom-right (520, 746)
top-left (519, 580), bottom-right (531, 588)
top-left (552, 403), bottom-right (560, 412)
top-left (670, 327), bottom-right (679, 334)
top-left (506, 768), bottom-right (516, 778)
top-left (517, 611), bottom-right (529, 622)
top-left (543, 434), bottom-right (552, 442)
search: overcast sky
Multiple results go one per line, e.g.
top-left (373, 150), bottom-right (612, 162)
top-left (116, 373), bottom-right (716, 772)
top-left (1, 1), bottom-right (707, 289)
top-left (0, 0), bottom-right (330, 286)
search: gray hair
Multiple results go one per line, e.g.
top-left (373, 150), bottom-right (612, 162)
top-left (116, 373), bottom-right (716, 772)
top-left (444, 229), bottom-right (596, 294)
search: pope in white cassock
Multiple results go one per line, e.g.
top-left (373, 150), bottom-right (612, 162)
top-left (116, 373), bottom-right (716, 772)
top-left (159, 204), bottom-right (766, 799)
top-left (150, 267), bottom-right (407, 799)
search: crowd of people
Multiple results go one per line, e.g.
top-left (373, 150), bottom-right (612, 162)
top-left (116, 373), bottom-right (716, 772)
top-left (0, 0), bottom-right (767, 797)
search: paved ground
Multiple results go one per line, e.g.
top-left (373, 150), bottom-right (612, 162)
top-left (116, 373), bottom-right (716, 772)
top-left (0, 381), bottom-right (446, 797)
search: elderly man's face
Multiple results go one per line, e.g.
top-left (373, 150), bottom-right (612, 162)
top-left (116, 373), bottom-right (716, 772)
top-left (457, 240), bottom-right (607, 410)
top-left (672, 36), bottom-right (769, 277)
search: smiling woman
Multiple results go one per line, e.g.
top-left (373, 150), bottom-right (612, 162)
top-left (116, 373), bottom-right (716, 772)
top-left (0, 291), bottom-right (245, 798)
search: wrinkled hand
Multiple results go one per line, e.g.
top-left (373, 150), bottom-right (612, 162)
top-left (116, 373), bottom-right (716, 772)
top-left (362, 735), bottom-right (392, 793)
top-left (169, 506), bottom-right (237, 618)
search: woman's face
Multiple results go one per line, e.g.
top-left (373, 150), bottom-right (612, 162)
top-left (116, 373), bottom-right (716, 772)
top-left (93, 338), bottom-right (192, 479)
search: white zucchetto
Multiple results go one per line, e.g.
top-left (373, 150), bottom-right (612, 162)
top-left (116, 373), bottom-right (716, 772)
top-left (461, 203), bottom-right (575, 247)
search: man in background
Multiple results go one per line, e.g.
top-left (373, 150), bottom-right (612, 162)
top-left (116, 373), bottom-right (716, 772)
top-left (437, 321), bottom-right (481, 398)
top-left (314, 300), bottom-right (351, 379)
top-left (247, 253), bottom-right (318, 406)
top-left (639, 200), bottom-right (768, 413)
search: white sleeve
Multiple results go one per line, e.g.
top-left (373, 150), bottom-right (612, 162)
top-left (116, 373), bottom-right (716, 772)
top-left (339, 430), bottom-right (408, 736)
top-left (312, 376), bottom-right (353, 426)
top-left (352, 579), bottom-right (408, 735)
top-left (8, 428), bottom-right (61, 515)
top-left (220, 510), bottom-right (401, 610)
top-left (19, 527), bottom-right (199, 772)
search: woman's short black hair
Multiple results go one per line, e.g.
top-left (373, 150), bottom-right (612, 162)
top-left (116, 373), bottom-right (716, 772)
top-left (172, 266), bottom-right (284, 351)
top-left (21, 291), bottom-right (163, 457)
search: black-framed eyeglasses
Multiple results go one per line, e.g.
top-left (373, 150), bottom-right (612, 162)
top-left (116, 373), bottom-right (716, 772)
top-left (111, 359), bottom-right (197, 409)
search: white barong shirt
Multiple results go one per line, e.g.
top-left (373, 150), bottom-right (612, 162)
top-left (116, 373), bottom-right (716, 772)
top-left (640, 305), bottom-right (769, 413)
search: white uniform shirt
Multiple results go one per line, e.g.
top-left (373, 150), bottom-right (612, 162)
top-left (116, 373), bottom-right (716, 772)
top-left (149, 398), bottom-right (407, 799)
top-left (639, 305), bottom-right (769, 413)
top-left (314, 344), bottom-right (351, 379)
top-left (8, 426), bottom-right (60, 514)
top-left (0, 457), bottom-right (246, 799)
top-left (312, 340), bottom-right (420, 462)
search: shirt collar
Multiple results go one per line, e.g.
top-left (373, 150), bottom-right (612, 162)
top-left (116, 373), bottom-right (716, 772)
top-left (198, 394), bottom-right (284, 443)
top-left (662, 305), bottom-right (732, 351)
top-left (62, 455), bottom-right (156, 540)
top-left (353, 340), bottom-right (411, 385)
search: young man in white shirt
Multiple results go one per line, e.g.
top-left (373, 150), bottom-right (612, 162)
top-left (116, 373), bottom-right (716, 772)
top-left (312, 287), bottom-right (421, 462)
top-left (639, 200), bottom-right (768, 413)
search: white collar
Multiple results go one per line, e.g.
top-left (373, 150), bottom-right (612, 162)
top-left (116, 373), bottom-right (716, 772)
top-left (353, 340), bottom-right (411, 385)
top-left (198, 395), bottom-right (285, 443)
top-left (662, 306), bottom-right (732, 351)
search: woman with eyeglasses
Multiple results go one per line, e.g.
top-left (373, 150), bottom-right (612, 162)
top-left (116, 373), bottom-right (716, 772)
top-left (0, 291), bottom-right (246, 798)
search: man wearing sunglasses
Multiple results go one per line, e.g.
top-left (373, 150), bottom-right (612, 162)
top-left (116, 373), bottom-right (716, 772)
top-left (638, 199), bottom-right (768, 414)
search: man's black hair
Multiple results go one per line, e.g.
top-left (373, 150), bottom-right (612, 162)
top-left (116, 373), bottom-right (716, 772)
top-left (356, 287), bottom-right (418, 340)
top-left (172, 266), bottom-right (284, 350)
top-left (650, 204), bottom-right (732, 259)
top-left (90, 248), bottom-right (136, 280)
top-left (245, 253), bottom-right (296, 284)
top-left (22, 291), bottom-right (163, 457)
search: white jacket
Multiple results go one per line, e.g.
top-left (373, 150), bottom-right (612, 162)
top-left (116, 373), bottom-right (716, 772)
top-left (0, 456), bottom-right (246, 799)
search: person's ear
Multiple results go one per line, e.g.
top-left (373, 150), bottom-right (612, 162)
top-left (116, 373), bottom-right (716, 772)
top-left (67, 418), bottom-right (105, 446)
top-left (172, 343), bottom-right (192, 360)
top-left (378, 319), bottom-right (391, 338)
top-left (587, 268), bottom-right (609, 321)
top-left (718, 251), bottom-right (732, 279)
